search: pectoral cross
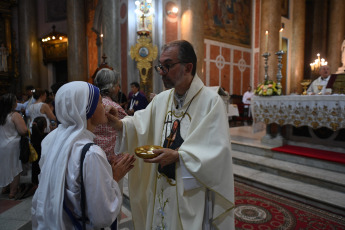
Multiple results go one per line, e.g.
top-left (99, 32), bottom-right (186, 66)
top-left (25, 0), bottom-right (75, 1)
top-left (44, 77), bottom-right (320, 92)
top-left (164, 114), bottom-right (172, 141)
top-left (166, 135), bottom-right (174, 148)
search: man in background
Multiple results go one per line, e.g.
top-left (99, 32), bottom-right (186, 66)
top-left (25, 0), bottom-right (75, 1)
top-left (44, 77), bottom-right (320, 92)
top-left (242, 85), bottom-right (253, 117)
top-left (126, 82), bottom-right (148, 115)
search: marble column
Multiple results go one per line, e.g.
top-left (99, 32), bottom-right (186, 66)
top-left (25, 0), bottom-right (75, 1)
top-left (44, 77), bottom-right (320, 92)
top-left (259, 0), bottom-right (281, 83)
top-left (180, 0), bottom-right (204, 81)
top-left (311, 0), bottom-right (328, 61)
top-left (18, 0), bottom-right (39, 88)
top-left (4, 15), bottom-right (12, 71)
top-left (67, 0), bottom-right (88, 81)
top-left (290, 0), bottom-right (306, 94)
top-left (327, 0), bottom-right (345, 73)
top-left (102, 0), bottom-right (121, 72)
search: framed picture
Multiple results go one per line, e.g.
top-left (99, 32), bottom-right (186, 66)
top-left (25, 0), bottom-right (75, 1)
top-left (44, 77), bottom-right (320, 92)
top-left (281, 0), bottom-right (289, 18)
top-left (204, 0), bottom-right (251, 47)
top-left (45, 0), bottom-right (67, 22)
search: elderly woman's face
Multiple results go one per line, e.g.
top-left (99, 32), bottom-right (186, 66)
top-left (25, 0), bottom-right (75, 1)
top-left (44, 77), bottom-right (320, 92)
top-left (89, 95), bottom-right (108, 126)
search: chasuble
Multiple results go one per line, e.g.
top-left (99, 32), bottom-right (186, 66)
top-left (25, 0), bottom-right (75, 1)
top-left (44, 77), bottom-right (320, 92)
top-left (118, 76), bottom-right (235, 230)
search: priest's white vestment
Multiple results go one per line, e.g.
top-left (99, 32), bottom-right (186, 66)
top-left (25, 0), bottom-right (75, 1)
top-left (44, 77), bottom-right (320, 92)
top-left (118, 76), bottom-right (235, 230)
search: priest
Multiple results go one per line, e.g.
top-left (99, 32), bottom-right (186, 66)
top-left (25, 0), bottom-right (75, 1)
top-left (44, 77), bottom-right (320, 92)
top-left (109, 40), bottom-right (235, 230)
top-left (307, 65), bottom-right (331, 94)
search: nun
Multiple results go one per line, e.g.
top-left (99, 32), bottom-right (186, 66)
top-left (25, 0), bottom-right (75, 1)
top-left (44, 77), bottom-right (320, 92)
top-left (32, 81), bottom-right (135, 230)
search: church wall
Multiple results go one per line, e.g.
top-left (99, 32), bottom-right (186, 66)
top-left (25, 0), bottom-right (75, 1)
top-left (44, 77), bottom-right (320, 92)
top-left (165, 1), bottom-right (178, 43)
top-left (120, 0), bottom-right (128, 95)
top-left (204, 39), bottom-right (252, 95)
top-left (253, 0), bottom-right (261, 89)
top-left (86, 6), bottom-right (98, 83)
top-left (202, 0), bottom-right (256, 95)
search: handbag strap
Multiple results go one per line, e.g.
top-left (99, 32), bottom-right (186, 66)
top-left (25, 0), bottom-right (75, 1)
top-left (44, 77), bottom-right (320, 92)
top-left (80, 143), bottom-right (94, 230)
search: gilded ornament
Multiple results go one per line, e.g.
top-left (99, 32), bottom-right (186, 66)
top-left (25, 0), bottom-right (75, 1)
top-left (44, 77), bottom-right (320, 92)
top-left (311, 122), bottom-right (319, 129)
top-left (130, 35), bottom-right (158, 84)
top-left (331, 123), bottom-right (339, 131)
top-left (294, 120), bottom-right (301, 127)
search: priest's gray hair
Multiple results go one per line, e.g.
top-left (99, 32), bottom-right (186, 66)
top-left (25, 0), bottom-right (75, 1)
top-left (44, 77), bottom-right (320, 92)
top-left (94, 68), bottom-right (119, 97)
top-left (162, 40), bottom-right (197, 76)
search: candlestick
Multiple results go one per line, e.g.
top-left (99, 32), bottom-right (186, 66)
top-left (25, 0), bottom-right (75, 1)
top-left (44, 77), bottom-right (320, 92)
top-left (265, 31), bottom-right (268, 52)
top-left (262, 52), bottom-right (270, 81)
top-left (275, 50), bottom-right (285, 95)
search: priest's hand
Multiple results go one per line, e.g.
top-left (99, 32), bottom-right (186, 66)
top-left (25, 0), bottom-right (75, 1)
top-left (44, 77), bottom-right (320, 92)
top-left (144, 148), bottom-right (179, 167)
top-left (111, 153), bottom-right (136, 182)
top-left (106, 105), bottom-right (123, 131)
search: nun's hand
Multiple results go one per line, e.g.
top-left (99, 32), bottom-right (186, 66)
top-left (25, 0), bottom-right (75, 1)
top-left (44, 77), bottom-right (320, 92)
top-left (106, 106), bottom-right (123, 131)
top-left (111, 153), bottom-right (136, 182)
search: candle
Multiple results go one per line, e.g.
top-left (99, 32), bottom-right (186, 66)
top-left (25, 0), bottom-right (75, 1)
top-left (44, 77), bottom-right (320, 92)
top-left (265, 31), bottom-right (268, 52)
top-left (100, 34), bottom-right (104, 55)
top-left (317, 53), bottom-right (320, 68)
top-left (279, 28), bottom-right (283, 51)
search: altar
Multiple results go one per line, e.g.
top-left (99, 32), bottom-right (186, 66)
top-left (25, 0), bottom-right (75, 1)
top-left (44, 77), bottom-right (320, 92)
top-left (252, 95), bottom-right (345, 149)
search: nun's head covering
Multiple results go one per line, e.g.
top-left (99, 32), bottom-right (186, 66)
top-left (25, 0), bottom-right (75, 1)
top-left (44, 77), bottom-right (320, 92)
top-left (32, 81), bottom-right (100, 229)
top-left (55, 81), bottom-right (100, 124)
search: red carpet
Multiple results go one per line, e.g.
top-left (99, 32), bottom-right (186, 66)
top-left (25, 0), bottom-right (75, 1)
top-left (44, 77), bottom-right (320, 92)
top-left (271, 145), bottom-right (345, 165)
top-left (235, 181), bottom-right (345, 229)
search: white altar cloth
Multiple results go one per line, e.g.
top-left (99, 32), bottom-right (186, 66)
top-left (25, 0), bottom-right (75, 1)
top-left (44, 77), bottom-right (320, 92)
top-left (228, 104), bottom-right (239, 117)
top-left (252, 95), bottom-right (345, 131)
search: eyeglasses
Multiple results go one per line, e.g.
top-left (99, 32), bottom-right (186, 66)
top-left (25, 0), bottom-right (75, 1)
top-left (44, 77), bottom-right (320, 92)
top-left (154, 62), bottom-right (184, 74)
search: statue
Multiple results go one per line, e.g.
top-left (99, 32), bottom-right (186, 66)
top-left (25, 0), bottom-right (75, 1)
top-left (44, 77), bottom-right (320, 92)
top-left (0, 43), bottom-right (9, 72)
top-left (336, 39), bottom-right (345, 74)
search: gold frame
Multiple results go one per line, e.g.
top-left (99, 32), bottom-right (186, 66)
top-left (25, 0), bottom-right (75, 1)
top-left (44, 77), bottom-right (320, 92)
top-left (130, 35), bottom-right (158, 84)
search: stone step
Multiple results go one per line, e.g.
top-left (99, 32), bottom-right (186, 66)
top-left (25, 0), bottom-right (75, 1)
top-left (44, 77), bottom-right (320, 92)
top-left (231, 140), bottom-right (345, 174)
top-left (232, 150), bottom-right (345, 193)
top-left (233, 164), bottom-right (345, 216)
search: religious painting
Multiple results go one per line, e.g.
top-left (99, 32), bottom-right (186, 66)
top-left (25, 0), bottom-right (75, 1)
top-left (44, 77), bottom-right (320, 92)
top-left (281, 0), bottom-right (289, 18)
top-left (204, 0), bottom-right (251, 48)
top-left (45, 0), bottom-right (67, 22)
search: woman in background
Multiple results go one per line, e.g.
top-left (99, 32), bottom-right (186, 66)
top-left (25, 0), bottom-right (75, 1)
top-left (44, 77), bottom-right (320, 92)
top-left (28, 88), bottom-right (56, 133)
top-left (31, 116), bottom-right (47, 187)
top-left (0, 93), bottom-right (28, 198)
top-left (93, 68), bottom-right (127, 158)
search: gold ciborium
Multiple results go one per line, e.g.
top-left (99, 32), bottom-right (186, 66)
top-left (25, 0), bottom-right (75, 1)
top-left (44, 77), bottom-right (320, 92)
top-left (300, 79), bottom-right (311, 95)
top-left (317, 84), bottom-right (323, 95)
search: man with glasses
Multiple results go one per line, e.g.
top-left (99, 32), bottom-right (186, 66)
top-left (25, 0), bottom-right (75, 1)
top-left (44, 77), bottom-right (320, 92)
top-left (109, 40), bottom-right (235, 230)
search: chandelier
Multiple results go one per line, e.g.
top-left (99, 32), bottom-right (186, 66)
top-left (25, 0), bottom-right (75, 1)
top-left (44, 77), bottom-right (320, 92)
top-left (40, 25), bottom-right (68, 64)
top-left (310, 53), bottom-right (327, 76)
